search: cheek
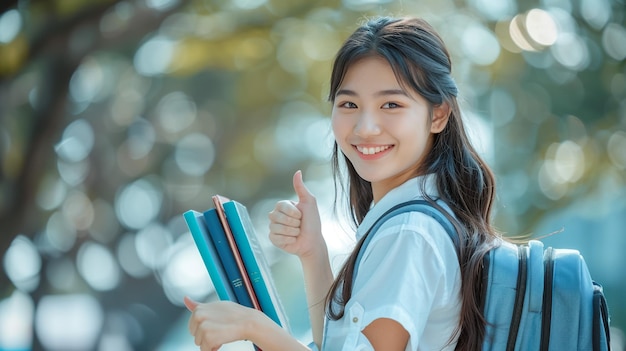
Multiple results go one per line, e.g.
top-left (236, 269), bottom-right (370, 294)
top-left (331, 114), bottom-right (349, 138)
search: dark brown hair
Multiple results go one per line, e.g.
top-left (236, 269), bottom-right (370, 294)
top-left (326, 17), bottom-right (498, 350)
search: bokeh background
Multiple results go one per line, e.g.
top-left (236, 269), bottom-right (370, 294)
top-left (0, 0), bottom-right (624, 350)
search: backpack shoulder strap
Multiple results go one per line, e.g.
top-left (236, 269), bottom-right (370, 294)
top-left (352, 200), bottom-right (459, 284)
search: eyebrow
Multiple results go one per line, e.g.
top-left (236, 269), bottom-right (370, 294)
top-left (335, 88), bottom-right (410, 98)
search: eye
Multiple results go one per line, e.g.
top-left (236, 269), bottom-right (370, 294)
top-left (338, 101), bottom-right (357, 109)
top-left (382, 102), bottom-right (400, 109)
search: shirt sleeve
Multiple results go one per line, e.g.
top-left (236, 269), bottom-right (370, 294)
top-left (348, 213), bottom-right (454, 348)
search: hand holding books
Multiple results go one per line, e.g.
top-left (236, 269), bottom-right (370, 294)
top-left (183, 195), bottom-right (291, 350)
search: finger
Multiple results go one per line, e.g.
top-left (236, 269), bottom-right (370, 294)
top-left (274, 200), bottom-right (302, 219)
top-left (184, 296), bottom-right (198, 312)
top-left (293, 170), bottom-right (315, 205)
top-left (268, 209), bottom-right (301, 227)
top-left (269, 222), bottom-right (300, 237)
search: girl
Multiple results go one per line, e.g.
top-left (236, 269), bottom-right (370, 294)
top-left (185, 16), bottom-right (498, 351)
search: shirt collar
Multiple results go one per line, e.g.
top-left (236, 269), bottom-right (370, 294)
top-left (355, 173), bottom-right (439, 241)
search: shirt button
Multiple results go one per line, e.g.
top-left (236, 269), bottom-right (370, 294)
top-left (352, 317), bottom-right (358, 323)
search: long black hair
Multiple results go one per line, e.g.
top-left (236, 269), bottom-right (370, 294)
top-left (326, 17), bottom-right (498, 350)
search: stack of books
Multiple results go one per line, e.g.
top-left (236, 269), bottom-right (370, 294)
top-left (183, 195), bottom-right (291, 334)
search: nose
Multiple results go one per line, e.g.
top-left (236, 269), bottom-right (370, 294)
top-left (353, 109), bottom-right (381, 137)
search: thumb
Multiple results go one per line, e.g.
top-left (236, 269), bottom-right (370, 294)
top-left (293, 170), bottom-right (314, 204)
top-left (183, 296), bottom-right (199, 312)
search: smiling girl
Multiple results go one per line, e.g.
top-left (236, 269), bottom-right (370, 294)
top-left (185, 16), bottom-right (498, 351)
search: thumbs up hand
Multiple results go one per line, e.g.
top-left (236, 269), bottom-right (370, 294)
top-left (268, 170), bottom-right (325, 260)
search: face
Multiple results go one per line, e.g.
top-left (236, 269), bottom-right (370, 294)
top-left (331, 56), bottom-right (449, 202)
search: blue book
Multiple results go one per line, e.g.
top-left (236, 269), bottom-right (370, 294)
top-left (182, 210), bottom-right (235, 301)
top-left (222, 200), bottom-right (291, 331)
top-left (203, 209), bottom-right (255, 308)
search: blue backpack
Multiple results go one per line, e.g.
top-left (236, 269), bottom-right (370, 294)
top-left (354, 200), bottom-right (611, 351)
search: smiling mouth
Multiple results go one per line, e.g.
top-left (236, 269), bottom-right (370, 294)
top-left (355, 145), bottom-right (393, 155)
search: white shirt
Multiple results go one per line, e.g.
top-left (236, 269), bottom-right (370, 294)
top-left (321, 175), bottom-right (462, 351)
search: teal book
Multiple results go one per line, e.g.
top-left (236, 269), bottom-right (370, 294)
top-left (183, 210), bottom-right (235, 301)
top-left (222, 200), bottom-right (291, 331)
top-left (203, 209), bottom-right (255, 308)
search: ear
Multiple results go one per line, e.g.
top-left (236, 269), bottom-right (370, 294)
top-left (430, 102), bottom-right (451, 133)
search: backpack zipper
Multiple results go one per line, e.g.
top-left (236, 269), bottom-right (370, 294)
top-left (506, 245), bottom-right (528, 351)
top-left (540, 247), bottom-right (555, 351)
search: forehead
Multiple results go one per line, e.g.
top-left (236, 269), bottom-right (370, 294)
top-left (338, 56), bottom-right (418, 98)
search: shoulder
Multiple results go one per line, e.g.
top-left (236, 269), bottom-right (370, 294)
top-left (370, 210), bottom-right (455, 255)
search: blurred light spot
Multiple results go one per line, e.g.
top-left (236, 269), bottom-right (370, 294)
top-left (36, 174), bottom-right (68, 211)
top-left (135, 223), bottom-right (172, 269)
top-left (55, 119), bottom-right (94, 163)
top-left (602, 23), bottom-right (626, 61)
top-left (89, 199), bottom-right (120, 244)
top-left (509, 15), bottom-right (537, 52)
top-left (117, 233), bottom-right (151, 278)
top-left (100, 1), bottom-right (134, 36)
top-left (69, 57), bottom-right (105, 104)
top-left (0, 9), bottom-right (22, 44)
top-left (608, 131), bottom-right (626, 170)
top-left (580, 0), bottom-right (610, 30)
top-left (470, 0), bottom-right (517, 21)
top-left (62, 190), bottom-right (95, 231)
top-left (538, 160), bottom-right (567, 200)
top-left (156, 91), bottom-right (197, 134)
top-left (526, 9), bottom-right (558, 46)
top-left (553, 140), bottom-right (585, 183)
top-left (46, 257), bottom-right (78, 291)
top-left (134, 35), bottom-right (176, 76)
top-left (3, 235), bottom-right (41, 292)
top-left (110, 70), bottom-right (150, 127)
top-left (276, 35), bottom-right (310, 73)
top-left (44, 212), bottom-right (77, 253)
top-left (233, 0), bottom-right (266, 10)
top-left (77, 242), bottom-right (121, 291)
top-left (551, 33), bottom-right (589, 71)
top-left (0, 291), bottom-right (33, 349)
top-left (175, 133), bottom-right (215, 176)
top-left (495, 20), bottom-right (522, 53)
top-left (539, 140), bottom-right (585, 199)
top-left (146, 0), bottom-right (180, 11)
top-left (36, 294), bottom-right (103, 351)
top-left (57, 159), bottom-right (90, 186)
top-left (115, 178), bottom-right (163, 230)
top-left (489, 89), bottom-right (516, 126)
top-left (161, 237), bottom-right (213, 304)
top-left (462, 25), bottom-right (500, 66)
top-left (127, 118), bottom-right (155, 159)
top-left (301, 22), bottom-right (339, 61)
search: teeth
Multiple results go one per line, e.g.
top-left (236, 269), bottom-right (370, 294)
top-left (356, 145), bottom-right (391, 155)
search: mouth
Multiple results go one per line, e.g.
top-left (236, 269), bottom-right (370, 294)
top-left (354, 145), bottom-right (393, 155)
